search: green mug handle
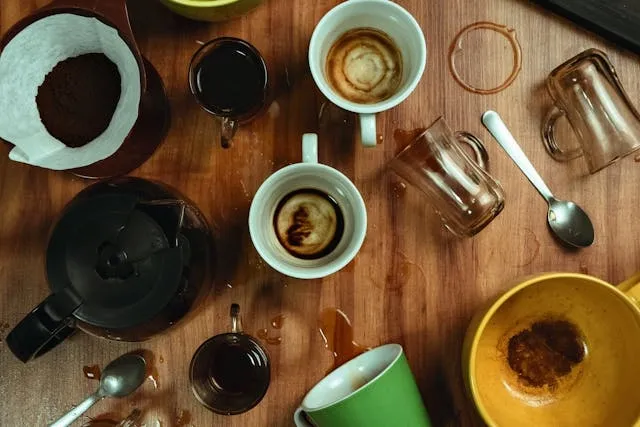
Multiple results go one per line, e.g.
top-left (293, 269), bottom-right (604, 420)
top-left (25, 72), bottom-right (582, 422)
top-left (294, 408), bottom-right (313, 426)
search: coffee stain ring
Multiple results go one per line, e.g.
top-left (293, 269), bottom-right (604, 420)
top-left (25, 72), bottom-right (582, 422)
top-left (449, 21), bottom-right (522, 95)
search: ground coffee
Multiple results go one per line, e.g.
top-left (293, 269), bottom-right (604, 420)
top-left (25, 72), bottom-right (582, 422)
top-left (36, 53), bottom-right (121, 147)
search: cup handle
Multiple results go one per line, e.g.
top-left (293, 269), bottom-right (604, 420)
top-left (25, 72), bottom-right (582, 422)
top-left (6, 287), bottom-right (82, 362)
top-left (617, 273), bottom-right (640, 305)
top-left (220, 118), bottom-right (238, 148)
top-left (542, 105), bottom-right (583, 161)
top-left (294, 408), bottom-right (314, 427)
top-left (454, 131), bottom-right (489, 170)
top-left (230, 303), bottom-right (243, 333)
top-left (359, 113), bottom-right (377, 147)
top-left (303, 133), bottom-right (319, 163)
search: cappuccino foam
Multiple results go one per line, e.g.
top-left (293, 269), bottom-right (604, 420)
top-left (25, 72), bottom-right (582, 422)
top-left (326, 28), bottom-right (402, 104)
top-left (273, 189), bottom-right (344, 260)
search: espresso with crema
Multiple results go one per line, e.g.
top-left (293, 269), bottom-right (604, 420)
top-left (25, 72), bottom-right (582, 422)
top-left (326, 28), bottom-right (402, 104)
top-left (273, 189), bottom-right (344, 260)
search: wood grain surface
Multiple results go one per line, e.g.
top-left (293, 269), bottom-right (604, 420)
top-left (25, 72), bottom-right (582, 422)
top-left (2, 0), bottom-right (640, 426)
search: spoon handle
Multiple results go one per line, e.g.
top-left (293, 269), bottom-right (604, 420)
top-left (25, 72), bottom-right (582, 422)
top-left (482, 110), bottom-right (555, 202)
top-left (49, 391), bottom-right (103, 427)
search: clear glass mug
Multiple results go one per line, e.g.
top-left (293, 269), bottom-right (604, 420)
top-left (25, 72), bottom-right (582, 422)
top-left (543, 48), bottom-right (640, 173)
top-left (390, 117), bottom-right (505, 237)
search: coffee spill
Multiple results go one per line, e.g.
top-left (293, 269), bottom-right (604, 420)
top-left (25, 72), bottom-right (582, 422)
top-left (516, 228), bottom-right (541, 267)
top-left (271, 314), bottom-right (286, 329)
top-left (257, 327), bottom-right (282, 345)
top-left (449, 21), bottom-right (522, 94)
top-left (507, 319), bottom-right (586, 389)
top-left (83, 365), bottom-right (101, 380)
top-left (175, 409), bottom-right (192, 427)
top-left (82, 420), bottom-right (118, 427)
top-left (147, 364), bottom-right (159, 389)
top-left (319, 308), bottom-right (368, 372)
top-left (266, 336), bottom-right (282, 345)
top-left (81, 412), bottom-right (122, 427)
top-left (135, 349), bottom-right (159, 389)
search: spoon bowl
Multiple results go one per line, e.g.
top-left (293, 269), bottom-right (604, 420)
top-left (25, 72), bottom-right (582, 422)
top-left (49, 353), bottom-right (147, 427)
top-left (481, 110), bottom-right (595, 248)
top-left (100, 353), bottom-right (147, 398)
top-left (548, 198), bottom-right (595, 248)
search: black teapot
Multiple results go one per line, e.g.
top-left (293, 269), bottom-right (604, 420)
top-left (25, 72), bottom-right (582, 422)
top-left (7, 177), bottom-right (214, 362)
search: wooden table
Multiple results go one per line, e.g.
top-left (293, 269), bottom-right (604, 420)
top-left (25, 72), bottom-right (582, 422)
top-left (2, 0), bottom-right (640, 426)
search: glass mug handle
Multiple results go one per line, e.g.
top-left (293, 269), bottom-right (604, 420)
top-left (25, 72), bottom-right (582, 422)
top-left (230, 303), bottom-right (243, 333)
top-left (220, 117), bottom-right (239, 149)
top-left (542, 105), bottom-right (583, 161)
top-left (455, 131), bottom-right (489, 170)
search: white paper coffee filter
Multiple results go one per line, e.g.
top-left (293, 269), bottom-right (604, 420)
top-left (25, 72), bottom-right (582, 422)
top-left (0, 13), bottom-right (141, 170)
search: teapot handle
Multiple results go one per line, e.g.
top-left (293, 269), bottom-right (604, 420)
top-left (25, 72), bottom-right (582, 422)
top-left (6, 288), bottom-right (82, 362)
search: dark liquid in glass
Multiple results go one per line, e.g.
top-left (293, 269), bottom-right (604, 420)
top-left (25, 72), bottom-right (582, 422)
top-left (192, 41), bottom-right (266, 118)
top-left (210, 342), bottom-right (268, 394)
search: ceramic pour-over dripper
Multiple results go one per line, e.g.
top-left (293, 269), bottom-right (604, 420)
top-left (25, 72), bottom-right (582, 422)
top-left (0, 0), bottom-right (169, 178)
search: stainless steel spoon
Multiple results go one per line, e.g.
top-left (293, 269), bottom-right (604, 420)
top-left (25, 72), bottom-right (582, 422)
top-left (49, 353), bottom-right (147, 427)
top-left (482, 110), bottom-right (594, 248)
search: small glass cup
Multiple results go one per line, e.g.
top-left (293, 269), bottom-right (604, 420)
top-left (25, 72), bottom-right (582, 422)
top-left (390, 117), bottom-right (505, 237)
top-left (543, 49), bottom-right (640, 173)
top-left (189, 304), bottom-right (270, 415)
top-left (189, 37), bottom-right (269, 148)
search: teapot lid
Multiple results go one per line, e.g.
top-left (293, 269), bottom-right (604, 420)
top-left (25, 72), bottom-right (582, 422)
top-left (46, 180), bottom-right (186, 330)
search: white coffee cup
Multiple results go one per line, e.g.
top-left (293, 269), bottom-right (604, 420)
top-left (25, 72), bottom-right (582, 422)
top-left (309, 0), bottom-right (427, 147)
top-left (249, 134), bottom-right (367, 279)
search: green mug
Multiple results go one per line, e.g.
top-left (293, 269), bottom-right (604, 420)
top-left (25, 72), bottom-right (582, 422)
top-left (293, 344), bottom-right (431, 427)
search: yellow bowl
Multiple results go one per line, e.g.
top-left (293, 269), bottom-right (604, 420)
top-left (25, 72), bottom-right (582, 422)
top-left (157, 0), bottom-right (264, 22)
top-left (463, 273), bottom-right (640, 427)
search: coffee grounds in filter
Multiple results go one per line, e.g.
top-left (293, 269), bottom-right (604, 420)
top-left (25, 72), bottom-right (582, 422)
top-left (36, 53), bottom-right (121, 147)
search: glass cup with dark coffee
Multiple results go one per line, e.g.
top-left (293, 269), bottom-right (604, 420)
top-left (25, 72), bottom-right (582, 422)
top-left (189, 304), bottom-right (270, 415)
top-left (189, 37), bottom-right (269, 148)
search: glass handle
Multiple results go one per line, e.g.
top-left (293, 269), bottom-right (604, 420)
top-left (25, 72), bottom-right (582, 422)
top-left (455, 131), bottom-right (489, 170)
top-left (230, 303), bottom-right (243, 333)
top-left (220, 118), bottom-right (238, 148)
top-left (542, 105), bottom-right (582, 161)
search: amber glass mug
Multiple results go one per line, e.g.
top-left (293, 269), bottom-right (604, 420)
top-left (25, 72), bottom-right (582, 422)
top-left (542, 49), bottom-right (640, 173)
top-left (390, 117), bottom-right (505, 237)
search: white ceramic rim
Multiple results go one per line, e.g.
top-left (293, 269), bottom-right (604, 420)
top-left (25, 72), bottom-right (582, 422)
top-left (301, 343), bottom-right (403, 412)
top-left (308, 0), bottom-right (427, 114)
top-left (248, 163), bottom-right (367, 279)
